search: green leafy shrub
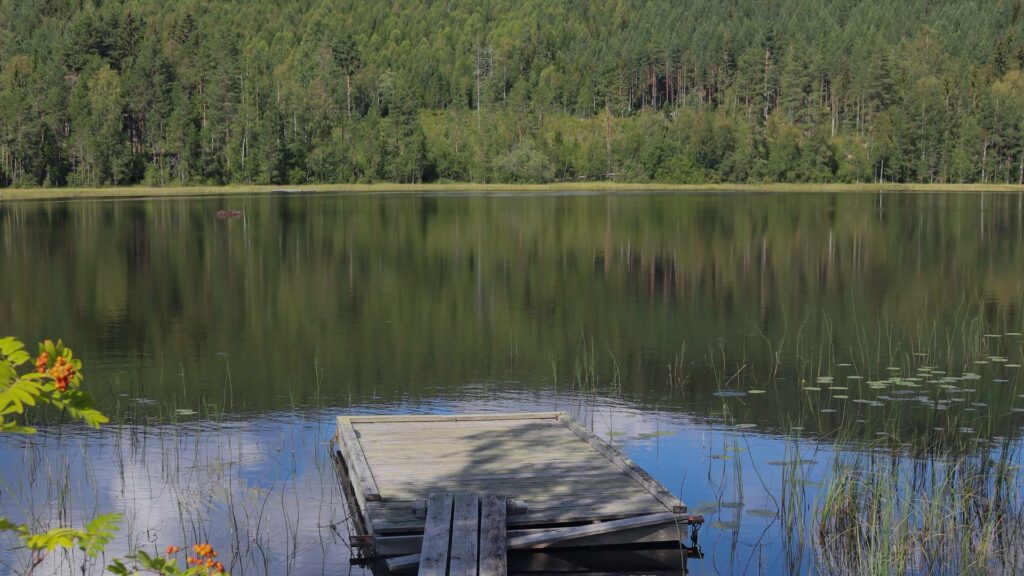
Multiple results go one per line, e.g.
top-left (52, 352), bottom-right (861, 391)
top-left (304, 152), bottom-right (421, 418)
top-left (0, 337), bottom-right (230, 575)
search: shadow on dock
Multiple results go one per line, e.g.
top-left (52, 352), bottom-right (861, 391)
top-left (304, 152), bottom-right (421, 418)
top-left (333, 413), bottom-right (702, 575)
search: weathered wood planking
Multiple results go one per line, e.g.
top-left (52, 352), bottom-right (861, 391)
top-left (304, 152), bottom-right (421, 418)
top-left (418, 493), bottom-right (454, 576)
top-left (346, 412), bottom-right (563, 423)
top-left (558, 416), bottom-right (687, 513)
top-left (388, 493), bottom-right (509, 575)
top-left (478, 494), bottom-right (508, 576)
top-left (375, 521), bottom-right (683, 557)
top-left (506, 512), bottom-right (677, 549)
top-left (336, 417), bottom-right (382, 501)
top-left (335, 412), bottom-right (687, 556)
top-left (448, 493), bottom-right (480, 576)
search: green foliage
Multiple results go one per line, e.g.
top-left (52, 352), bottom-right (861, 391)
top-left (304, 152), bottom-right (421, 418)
top-left (0, 514), bottom-right (120, 556)
top-left (2, 1), bottom-right (1024, 185)
top-left (0, 337), bottom-right (108, 433)
top-left (1, 337), bottom-right (229, 574)
top-left (492, 140), bottom-right (555, 183)
top-left (0, 337), bottom-right (120, 575)
top-left (108, 546), bottom-right (229, 575)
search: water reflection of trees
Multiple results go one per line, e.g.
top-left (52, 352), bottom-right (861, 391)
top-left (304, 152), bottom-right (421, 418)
top-left (0, 193), bottom-right (1021, 423)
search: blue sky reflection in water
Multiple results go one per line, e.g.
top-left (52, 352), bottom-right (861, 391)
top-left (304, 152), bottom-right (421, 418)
top-left (0, 397), bottom-right (836, 575)
top-left (1, 191), bottom-right (1024, 575)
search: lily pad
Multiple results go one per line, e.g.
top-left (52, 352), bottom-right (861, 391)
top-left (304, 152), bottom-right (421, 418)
top-left (693, 502), bottom-right (720, 514)
top-left (637, 430), bottom-right (676, 439)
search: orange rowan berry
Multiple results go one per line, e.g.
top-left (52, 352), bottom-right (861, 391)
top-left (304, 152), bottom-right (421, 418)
top-left (35, 352), bottom-right (49, 374)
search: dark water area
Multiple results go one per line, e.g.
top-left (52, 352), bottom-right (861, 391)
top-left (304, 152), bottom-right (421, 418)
top-left (1, 191), bottom-right (1024, 575)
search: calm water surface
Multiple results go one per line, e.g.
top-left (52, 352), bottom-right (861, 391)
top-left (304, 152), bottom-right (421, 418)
top-left (1, 191), bottom-right (1023, 575)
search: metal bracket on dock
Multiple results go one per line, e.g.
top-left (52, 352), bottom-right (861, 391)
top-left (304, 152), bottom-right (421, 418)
top-left (685, 519), bottom-right (704, 562)
top-left (350, 534), bottom-right (374, 548)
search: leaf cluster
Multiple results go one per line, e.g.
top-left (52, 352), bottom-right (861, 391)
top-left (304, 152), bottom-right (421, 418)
top-left (0, 337), bottom-right (109, 433)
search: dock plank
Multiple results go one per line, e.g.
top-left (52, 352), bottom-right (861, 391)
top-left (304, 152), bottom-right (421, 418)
top-left (371, 492), bottom-right (664, 516)
top-left (478, 495), bottom-right (508, 576)
top-left (373, 465), bottom-right (630, 483)
top-left (357, 439), bottom-right (592, 455)
top-left (348, 412), bottom-right (561, 424)
top-left (378, 476), bottom-right (643, 498)
top-left (355, 419), bottom-right (563, 433)
top-left (558, 415), bottom-right (686, 513)
top-left (335, 417), bottom-right (382, 502)
top-left (369, 497), bottom-right (668, 533)
top-left (447, 493), bottom-right (479, 576)
top-left (357, 424), bottom-right (563, 438)
top-left (506, 512), bottom-right (676, 549)
top-left (381, 486), bottom-right (652, 504)
top-left (418, 493), bottom-right (454, 576)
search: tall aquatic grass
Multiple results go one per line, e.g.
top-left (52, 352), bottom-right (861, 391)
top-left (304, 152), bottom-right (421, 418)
top-left (0, 360), bottom-right (354, 576)
top-left (813, 439), bottom-right (1024, 574)
top-left (692, 295), bottom-right (1024, 575)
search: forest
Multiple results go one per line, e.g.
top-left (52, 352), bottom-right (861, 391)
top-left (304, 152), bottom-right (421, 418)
top-left (1, 0), bottom-right (1024, 187)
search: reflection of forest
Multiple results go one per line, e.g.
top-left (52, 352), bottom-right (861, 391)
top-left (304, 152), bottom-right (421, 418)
top-left (1, 193), bottom-right (1022, 431)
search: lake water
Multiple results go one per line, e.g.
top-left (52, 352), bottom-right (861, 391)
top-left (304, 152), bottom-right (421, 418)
top-left (1, 191), bottom-right (1023, 575)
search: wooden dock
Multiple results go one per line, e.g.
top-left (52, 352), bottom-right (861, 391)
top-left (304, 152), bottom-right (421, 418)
top-left (334, 412), bottom-right (702, 571)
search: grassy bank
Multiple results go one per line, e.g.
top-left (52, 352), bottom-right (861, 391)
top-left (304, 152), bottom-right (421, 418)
top-left (3, 182), bottom-right (1024, 201)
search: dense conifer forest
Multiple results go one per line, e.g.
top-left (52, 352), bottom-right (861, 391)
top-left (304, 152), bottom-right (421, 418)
top-left (2, 0), bottom-right (1024, 187)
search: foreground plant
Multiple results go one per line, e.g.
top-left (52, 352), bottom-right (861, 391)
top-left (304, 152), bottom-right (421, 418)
top-left (1, 337), bottom-right (230, 575)
top-left (108, 544), bottom-right (228, 575)
top-left (0, 514), bottom-right (120, 574)
top-left (0, 337), bottom-right (107, 433)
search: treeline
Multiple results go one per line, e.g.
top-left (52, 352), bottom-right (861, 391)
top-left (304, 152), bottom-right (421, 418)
top-left (1, 0), bottom-right (1024, 187)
